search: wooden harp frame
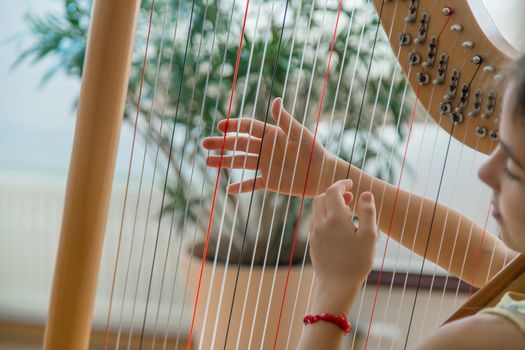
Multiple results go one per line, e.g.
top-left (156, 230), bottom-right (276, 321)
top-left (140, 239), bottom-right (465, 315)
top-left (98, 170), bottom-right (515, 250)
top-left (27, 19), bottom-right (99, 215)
top-left (42, 0), bottom-right (525, 349)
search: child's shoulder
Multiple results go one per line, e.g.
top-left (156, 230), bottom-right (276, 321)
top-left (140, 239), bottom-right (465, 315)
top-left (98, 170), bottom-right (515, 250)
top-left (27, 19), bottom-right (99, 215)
top-left (416, 293), bottom-right (525, 349)
top-left (479, 291), bottom-right (525, 333)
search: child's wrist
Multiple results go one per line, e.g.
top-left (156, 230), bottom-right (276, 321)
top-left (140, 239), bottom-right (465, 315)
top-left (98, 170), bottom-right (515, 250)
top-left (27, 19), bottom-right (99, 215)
top-left (312, 282), bottom-right (360, 314)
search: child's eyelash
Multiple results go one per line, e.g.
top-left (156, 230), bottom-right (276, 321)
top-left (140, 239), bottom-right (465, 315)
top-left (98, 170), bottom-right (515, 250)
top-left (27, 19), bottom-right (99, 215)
top-left (504, 167), bottom-right (521, 181)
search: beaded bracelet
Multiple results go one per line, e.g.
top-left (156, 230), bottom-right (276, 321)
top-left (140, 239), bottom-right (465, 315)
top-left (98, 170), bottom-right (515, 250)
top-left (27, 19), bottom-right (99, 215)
top-left (303, 313), bottom-right (352, 334)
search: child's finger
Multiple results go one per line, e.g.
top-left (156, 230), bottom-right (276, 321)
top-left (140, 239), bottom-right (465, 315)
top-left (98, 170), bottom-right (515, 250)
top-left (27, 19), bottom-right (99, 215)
top-left (217, 118), bottom-right (266, 138)
top-left (356, 192), bottom-right (377, 239)
top-left (202, 136), bottom-right (262, 154)
top-left (325, 180), bottom-right (353, 214)
top-left (271, 98), bottom-right (303, 136)
top-left (227, 177), bottom-right (265, 194)
top-left (343, 191), bottom-right (353, 205)
top-left (312, 194), bottom-right (327, 220)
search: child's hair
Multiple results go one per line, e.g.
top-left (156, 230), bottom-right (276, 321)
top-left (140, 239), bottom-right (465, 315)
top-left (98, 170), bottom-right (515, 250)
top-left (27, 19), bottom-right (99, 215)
top-left (507, 55), bottom-right (525, 119)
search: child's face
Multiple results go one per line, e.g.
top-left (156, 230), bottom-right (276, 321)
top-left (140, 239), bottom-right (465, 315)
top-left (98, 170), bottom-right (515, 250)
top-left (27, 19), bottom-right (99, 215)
top-left (479, 80), bottom-right (525, 253)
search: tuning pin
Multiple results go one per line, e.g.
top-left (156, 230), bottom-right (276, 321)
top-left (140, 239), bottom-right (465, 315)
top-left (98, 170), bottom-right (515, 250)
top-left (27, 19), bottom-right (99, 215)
top-left (408, 52), bottom-right (421, 65)
top-left (489, 129), bottom-right (498, 141)
top-left (451, 112), bottom-right (464, 124)
top-left (442, 6), bottom-right (454, 16)
top-left (483, 65), bottom-right (495, 73)
top-left (450, 24), bottom-right (463, 32)
top-left (399, 32), bottom-right (411, 46)
top-left (440, 102), bottom-right (452, 115)
top-left (475, 126), bottom-right (487, 138)
top-left (471, 55), bottom-right (483, 64)
top-left (417, 72), bottom-right (430, 85)
top-left (462, 41), bottom-right (475, 49)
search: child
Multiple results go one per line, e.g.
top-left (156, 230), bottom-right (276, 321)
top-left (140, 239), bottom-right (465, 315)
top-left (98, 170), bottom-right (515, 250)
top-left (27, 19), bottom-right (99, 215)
top-left (202, 57), bottom-right (525, 348)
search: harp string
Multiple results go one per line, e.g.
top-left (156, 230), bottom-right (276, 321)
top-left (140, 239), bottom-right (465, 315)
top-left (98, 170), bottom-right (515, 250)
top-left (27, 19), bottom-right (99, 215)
top-left (359, 6), bottom-right (460, 348)
top-left (348, 7), bottom-right (411, 350)
top-left (350, 2), bottom-right (411, 347)
top-left (415, 116), bottom-right (474, 344)
top-left (424, 28), bottom-right (507, 331)
top-left (101, 0), bottom-right (158, 347)
top-left (389, 31), bottom-right (466, 350)
top-left (468, 203), bottom-right (493, 295)
top-left (150, 0), bottom-right (215, 347)
top-left (270, 2), bottom-right (343, 348)
top-left (402, 124), bottom-right (456, 349)
top-left (134, 0), bottom-right (199, 346)
top-left (115, 0), bottom-right (184, 346)
top-left (186, 0), bottom-right (252, 348)
top-left (288, 0), bottom-right (397, 348)
top-left (236, 2), bottom-right (307, 349)
top-left (388, 53), bottom-right (464, 348)
top-left (401, 53), bottom-right (484, 349)
top-left (223, 0), bottom-right (289, 345)
top-left (223, 2), bottom-right (326, 347)
top-left (259, 8), bottom-right (330, 349)
top-left (200, 0), bottom-right (270, 348)
top-left (196, 8), bottom-right (261, 350)
top-left (245, 2), bottom-right (320, 348)
top-left (442, 66), bottom-right (506, 316)
top-left (293, 1), bottom-right (403, 348)
top-left (362, 69), bottom-right (418, 350)
top-left (200, 1), bottom-right (340, 348)
top-left (283, 3), bottom-right (361, 347)
top-left (484, 221), bottom-right (501, 285)
top-left (433, 138), bottom-right (481, 327)
top-left (172, 0), bottom-right (239, 347)
top-left (419, 137), bottom-right (485, 343)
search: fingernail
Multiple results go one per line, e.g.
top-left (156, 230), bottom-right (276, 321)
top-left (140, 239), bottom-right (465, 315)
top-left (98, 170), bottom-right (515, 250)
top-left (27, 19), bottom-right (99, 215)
top-left (362, 192), bottom-right (373, 202)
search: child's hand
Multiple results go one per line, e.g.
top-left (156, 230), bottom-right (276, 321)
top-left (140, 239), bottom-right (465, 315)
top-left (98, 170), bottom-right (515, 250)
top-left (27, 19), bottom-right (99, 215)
top-left (202, 98), bottom-right (333, 197)
top-left (309, 180), bottom-right (377, 291)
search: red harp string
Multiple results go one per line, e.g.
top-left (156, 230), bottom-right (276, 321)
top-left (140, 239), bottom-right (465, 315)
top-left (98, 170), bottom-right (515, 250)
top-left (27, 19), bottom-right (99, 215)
top-left (186, 0), bottom-right (252, 348)
top-left (272, 2), bottom-right (343, 349)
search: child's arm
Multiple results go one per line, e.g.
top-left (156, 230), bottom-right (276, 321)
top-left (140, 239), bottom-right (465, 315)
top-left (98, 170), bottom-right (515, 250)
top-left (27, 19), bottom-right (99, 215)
top-left (202, 98), bottom-right (517, 287)
top-left (328, 155), bottom-right (517, 288)
top-left (298, 182), bottom-right (524, 349)
top-left (416, 313), bottom-right (525, 349)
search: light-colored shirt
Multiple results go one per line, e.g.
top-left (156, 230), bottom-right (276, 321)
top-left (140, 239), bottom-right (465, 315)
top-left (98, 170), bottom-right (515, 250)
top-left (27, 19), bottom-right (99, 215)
top-left (479, 292), bottom-right (525, 334)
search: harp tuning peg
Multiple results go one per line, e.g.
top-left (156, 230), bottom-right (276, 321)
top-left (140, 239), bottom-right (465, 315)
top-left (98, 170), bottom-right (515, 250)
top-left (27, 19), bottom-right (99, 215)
top-left (475, 126), bottom-right (487, 138)
top-left (451, 112), bottom-right (464, 124)
top-left (450, 24), bottom-right (463, 32)
top-left (442, 6), bottom-right (454, 16)
top-left (417, 72), bottom-right (430, 85)
top-left (399, 33), bottom-right (411, 46)
top-left (408, 52), bottom-right (421, 65)
top-left (462, 41), bottom-right (475, 49)
top-left (483, 65), bottom-right (495, 73)
top-left (489, 130), bottom-right (499, 141)
top-left (439, 102), bottom-right (452, 115)
top-left (471, 55), bottom-right (483, 65)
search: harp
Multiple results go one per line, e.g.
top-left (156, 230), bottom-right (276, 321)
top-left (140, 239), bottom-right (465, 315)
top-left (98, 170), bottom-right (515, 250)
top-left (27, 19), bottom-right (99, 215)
top-left (40, 0), bottom-right (525, 349)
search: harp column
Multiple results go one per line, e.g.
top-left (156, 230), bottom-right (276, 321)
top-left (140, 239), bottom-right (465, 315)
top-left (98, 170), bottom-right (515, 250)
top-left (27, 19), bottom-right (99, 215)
top-left (43, 0), bottom-right (140, 349)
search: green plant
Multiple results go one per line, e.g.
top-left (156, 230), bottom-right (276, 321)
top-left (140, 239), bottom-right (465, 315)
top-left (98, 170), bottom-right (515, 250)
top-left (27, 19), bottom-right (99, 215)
top-left (16, 0), bottom-right (412, 265)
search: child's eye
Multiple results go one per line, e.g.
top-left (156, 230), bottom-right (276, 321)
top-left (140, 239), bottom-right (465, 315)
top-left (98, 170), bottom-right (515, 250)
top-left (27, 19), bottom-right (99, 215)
top-left (504, 167), bottom-right (521, 181)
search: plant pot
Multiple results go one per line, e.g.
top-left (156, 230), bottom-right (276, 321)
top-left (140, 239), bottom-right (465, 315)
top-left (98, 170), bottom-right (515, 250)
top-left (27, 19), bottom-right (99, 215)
top-left (181, 241), bottom-right (314, 349)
